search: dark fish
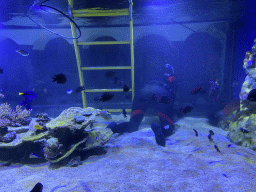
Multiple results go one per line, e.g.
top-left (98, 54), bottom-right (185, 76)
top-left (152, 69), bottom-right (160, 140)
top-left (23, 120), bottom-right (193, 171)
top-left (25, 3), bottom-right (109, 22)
top-left (52, 73), bottom-right (67, 84)
top-left (222, 173), bottom-right (228, 178)
top-left (208, 134), bottom-right (213, 142)
top-left (214, 145), bottom-right (221, 153)
top-left (247, 89), bottom-right (256, 101)
top-left (75, 86), bottom-right (85, 93)
top-left (191, 84), bottom-right (203, 95)
top-left (30, 182), bottom-right (43, 192)
top-left (122, 109), bottom-right (127, 118)
top-left (114, 76), bottom-right (122, 86)
top-left (240, 127), bottom-right (250, 133)
top-left (0, 67), bottom-right (3, 74)
top-left (228, 144), bottom-right (232, 147)
top-left (16, 49), bottom-right (29, 56)
top-left (95, 93), bottom-right (114, 102)
top-left (123, 85), bottom-right (130, 92)
top-left (180, 105), bottom-right (193, 115)
top-left (209, 130), bottom-right (214, 135)
top-left (19, 91), bottom-right (37, 100)
top-left (105, 70), bottom-right (116, 78)
top-left (193, 129), bottom-right (198, 137)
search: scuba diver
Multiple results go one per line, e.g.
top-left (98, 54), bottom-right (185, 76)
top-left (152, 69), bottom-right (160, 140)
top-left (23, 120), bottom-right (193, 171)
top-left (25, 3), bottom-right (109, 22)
top-left (108, 67), bottom-right (178, 147)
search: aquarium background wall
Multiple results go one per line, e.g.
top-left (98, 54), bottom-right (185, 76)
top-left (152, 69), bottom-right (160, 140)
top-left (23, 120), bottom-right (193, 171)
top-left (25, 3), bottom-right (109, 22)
top-left (0, 0), bottom-right (253, 117)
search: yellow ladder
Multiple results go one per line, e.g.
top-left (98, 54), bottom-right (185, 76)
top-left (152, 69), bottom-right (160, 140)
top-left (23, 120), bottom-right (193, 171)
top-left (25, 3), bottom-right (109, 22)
top-left (68, 0), bottom-right (134, 113)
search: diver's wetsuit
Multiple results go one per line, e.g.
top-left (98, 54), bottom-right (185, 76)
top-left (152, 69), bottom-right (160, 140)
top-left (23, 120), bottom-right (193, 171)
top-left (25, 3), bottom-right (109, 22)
top-left (108, 79), bottom-right (177, 147)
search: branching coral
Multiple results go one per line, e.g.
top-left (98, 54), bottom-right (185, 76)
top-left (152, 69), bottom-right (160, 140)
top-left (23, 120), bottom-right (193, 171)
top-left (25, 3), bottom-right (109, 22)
top-left (0, 103), bottom-right (31, 128)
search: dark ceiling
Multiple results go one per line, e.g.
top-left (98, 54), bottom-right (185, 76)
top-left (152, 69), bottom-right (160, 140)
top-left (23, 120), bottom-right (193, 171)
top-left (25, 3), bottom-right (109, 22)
top-left (0, 0), bottom-right (250, 28)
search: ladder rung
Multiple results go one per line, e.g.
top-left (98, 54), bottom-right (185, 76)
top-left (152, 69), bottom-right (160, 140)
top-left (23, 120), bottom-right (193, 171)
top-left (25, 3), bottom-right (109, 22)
top-left (72, 8), bottom-right (129, 17)
top-left (84, 89), bottom-right (131, 93)
top-left (81, 66), bottom-right (131, 70)
top-left (104, 109), bottom-right (132, 113)
top-left (77, 41), bottom-right (130, 45)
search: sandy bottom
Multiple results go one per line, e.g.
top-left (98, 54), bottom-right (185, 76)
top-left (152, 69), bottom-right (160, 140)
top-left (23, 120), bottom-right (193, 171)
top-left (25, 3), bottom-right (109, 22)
top-left (0, 116), bottom-right (256, 192)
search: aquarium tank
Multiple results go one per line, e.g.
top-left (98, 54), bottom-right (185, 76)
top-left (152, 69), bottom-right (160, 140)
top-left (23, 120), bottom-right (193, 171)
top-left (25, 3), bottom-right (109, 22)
top-left (0, 0), bottom-right (256, 191)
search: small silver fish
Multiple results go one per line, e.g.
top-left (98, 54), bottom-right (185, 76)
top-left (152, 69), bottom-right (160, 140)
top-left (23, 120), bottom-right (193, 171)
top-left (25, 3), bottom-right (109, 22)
top-left (16, 49), bottom-right (29, 56)
top-left (99, 110), bottom-right (112, 121)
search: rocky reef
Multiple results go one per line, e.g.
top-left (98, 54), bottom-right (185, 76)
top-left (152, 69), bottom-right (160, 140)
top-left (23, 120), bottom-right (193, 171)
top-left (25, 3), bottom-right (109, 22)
top-left (228, 38), bottom-right (256, 150)
top-left (0, 107), bottom-right (113, 168)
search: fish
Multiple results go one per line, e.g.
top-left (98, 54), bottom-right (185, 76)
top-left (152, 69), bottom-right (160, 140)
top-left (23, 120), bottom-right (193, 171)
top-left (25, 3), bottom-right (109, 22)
top-left (179, 105), bottom-right (193, 115)
top-left (214, 145), bottom-right (221, 153)
top-left (34, 125), bottom-right (42, 130)
top-left (193, 129), bottom-right (198, 137)
top-left (0, 93), bottom-right (4, 98)
top-left (52, 73), bottom-right (67, 84)
top-left (165, 64), bottom-right (174, 74)
top-left (240, 127), bottom-right (250, 133)
top-left (66, 89), bottom-right (72, 94)
top-left (105, 70), bottom-right (116, 78)
top-left (76, 86), bottom-right (85, 93)
top-left (123, 85), bottom-right (130, 92)
top-left (30, 182), bottom-right (43, 192)
top-left (247, 89), bottom-right (256, 101)
top-left (16, 49), bottom-right (29, 56)
top-left (208, 134), bottom-right (213, 142)
top-left (19, 91), bottom-right (37, 110)
top-left (99, 110), bottom-right (112, 120)
top-left (0, 67), bottom-right (3, 74)
top-left (122, 109), bottom-right (127, 118)
top-left (209, 130), bottom-right (214, 135)
top-left (191, 84), bottom-right (203, 95)
top-left (19, 91), bottom-right (37, 100)
top-left (95, 93), bottom-right (114, 102)
top-left (29, 153), bottom-right (42, 159)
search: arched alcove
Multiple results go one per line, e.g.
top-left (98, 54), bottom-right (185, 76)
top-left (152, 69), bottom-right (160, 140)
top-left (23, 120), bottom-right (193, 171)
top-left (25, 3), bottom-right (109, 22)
top-left (176, 32), bottom-right (223, 104)
top-left (134, 34), bottom-right (173, 90)
top-left (0, 37), bottom-right (35, 106)
top-left (33, 37), bottom-right (79, 106)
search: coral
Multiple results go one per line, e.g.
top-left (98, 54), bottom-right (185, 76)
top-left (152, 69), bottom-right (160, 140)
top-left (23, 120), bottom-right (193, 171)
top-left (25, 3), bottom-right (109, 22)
top-left (0, 103), bottom-right (31, 128)
top-left (228, 38), bottom-right (256, 150)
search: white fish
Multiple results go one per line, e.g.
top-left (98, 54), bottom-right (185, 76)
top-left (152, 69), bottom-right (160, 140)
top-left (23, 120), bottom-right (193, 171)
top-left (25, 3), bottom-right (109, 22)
top-left (66, 89), bottom-right (72, 94)
top-left (16, 49), bottom-right (29, 56)
top-left (29, 153), bottom-right (42, 159)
